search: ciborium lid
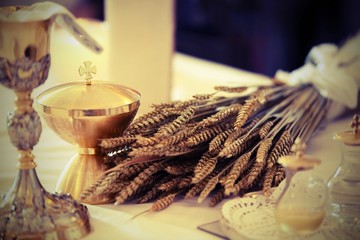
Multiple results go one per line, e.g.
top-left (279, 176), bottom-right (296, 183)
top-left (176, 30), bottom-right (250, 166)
top-left (36, 61), bottom-right (140, 116)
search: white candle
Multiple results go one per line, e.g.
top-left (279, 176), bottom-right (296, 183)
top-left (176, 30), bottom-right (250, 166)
top-left (106, 0), bottom-right (174, 114)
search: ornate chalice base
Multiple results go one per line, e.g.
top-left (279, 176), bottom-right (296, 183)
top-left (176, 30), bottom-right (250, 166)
top-left (0, 14), bottom-right (91, 238)
top-left (0, 169), bottom-right (91, 239)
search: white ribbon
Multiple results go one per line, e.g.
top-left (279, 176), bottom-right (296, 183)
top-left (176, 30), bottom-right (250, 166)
top-left (276, 32), bottom-right (360, 115)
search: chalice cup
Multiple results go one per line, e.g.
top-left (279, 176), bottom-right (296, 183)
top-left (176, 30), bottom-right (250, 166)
top-left (36, 62), bottom-right (141, 204)
top-left (0, 6), bottom-right (91, 239)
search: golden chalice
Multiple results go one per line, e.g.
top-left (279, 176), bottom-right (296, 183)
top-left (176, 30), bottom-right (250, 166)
top-left (36, 61), bottom-right (141, 204)
top-left (0, 3), bottom-right (103, 239)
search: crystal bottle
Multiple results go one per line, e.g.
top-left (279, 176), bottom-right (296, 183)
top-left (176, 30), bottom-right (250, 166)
top-left (327, 114), bottom-right (360, 225)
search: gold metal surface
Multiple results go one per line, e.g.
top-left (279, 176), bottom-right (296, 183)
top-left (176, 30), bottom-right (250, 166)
top-left (36, 63), bottom-right (141, 204)
top-left (37, 81), bottom-right (140, 114)
top-left (0, 12), bottom-right (51, 63)
top-left (37, 81), bottom-right (140, 148)
top-left (57, 153), bottom-right (112, 204)
top-left (18, 150), bottom-right (37, 169)
top-left (0, 4), bottom-right (92, 239)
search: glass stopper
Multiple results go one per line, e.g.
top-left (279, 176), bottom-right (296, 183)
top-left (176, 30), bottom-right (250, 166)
top-left (334, 114), bottom-right (360, 146)
top-left (278, 138), bottom-right (320, 172)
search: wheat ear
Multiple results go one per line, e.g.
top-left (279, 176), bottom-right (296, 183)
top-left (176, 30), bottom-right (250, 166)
top-left (223, 151), bottom-right (253, 196)
top-left (115, 161), bottom-right (168, 204)
top-left (151, 192), bottom-right (179, 211)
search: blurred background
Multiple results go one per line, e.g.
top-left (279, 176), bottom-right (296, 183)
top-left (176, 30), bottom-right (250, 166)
top-left (175, 0), bottom-right (360, 76)
top-left (1, 0), bottom-right (360, 77)
top-left (71, 0), bottom-right (360, 77)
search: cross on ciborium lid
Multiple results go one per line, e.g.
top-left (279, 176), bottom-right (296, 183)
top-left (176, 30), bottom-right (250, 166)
top-left (79, 61), bottom-right (97, 85)
top-left (334, 114), bottom-right (360, 146)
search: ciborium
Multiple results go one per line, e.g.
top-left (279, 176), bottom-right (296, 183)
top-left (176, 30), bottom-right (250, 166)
top-left (0, 2), bottom-right (103, 239)
top-left (36, 61), bottom-right (141, 204)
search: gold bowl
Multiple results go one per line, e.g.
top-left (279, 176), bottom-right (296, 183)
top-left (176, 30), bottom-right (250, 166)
top-left (36, 77), bottom-right (140, 204)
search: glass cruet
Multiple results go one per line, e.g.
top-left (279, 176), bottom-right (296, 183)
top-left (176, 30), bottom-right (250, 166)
top-left (274, 139), bottom-right (328, 237)
top-left (327, 114), bottom-right (360, 226)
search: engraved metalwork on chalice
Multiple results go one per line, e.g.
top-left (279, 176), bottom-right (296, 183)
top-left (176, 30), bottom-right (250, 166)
top-left (0, 3), bottom-right (103, 239)
top-left (36, 61), bottom-right (141, 204)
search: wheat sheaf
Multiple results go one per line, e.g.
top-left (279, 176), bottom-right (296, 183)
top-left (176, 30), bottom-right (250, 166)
top-left (81, 83), bottom-right (329, 212)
